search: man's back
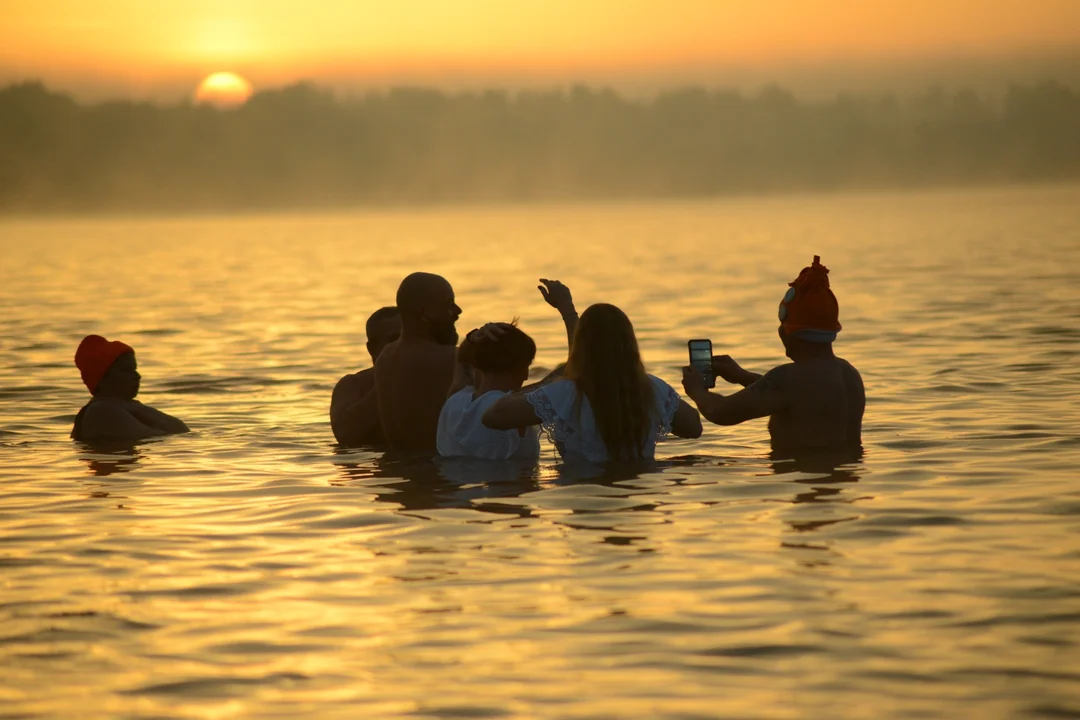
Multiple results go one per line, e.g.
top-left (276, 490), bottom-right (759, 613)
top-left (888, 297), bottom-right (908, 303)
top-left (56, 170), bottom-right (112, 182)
top-left (374, 337), bottom-right (456, 453)
top-left (330, 369), bottom-right (380, 446)
top-left (764, 357), bottom-right (864, 454)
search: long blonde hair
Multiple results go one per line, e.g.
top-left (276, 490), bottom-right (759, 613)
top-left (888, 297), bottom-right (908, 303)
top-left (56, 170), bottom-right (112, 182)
top-left (564, 303), bottom-right (656, 461)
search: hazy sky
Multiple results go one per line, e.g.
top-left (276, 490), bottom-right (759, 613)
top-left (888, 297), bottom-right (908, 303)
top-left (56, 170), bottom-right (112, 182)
top-left (3, 0), bottom-right (1080, 99)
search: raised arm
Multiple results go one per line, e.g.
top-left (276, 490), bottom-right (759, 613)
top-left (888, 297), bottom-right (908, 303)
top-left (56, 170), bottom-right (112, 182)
top-left (538, 279), bottom-right (578, 350)
top-left (682, 366), bottom-right (786, 426)
top-left (521, 278), bottom-right (577, 391)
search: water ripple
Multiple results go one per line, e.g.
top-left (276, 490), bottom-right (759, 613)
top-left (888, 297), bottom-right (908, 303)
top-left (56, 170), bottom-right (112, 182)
top-left (1, 187), bottom-right (1079, 718)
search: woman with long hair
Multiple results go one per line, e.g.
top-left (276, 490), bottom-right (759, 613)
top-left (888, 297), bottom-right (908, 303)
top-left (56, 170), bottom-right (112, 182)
top-left (483, 303), bottom-right (701, 463)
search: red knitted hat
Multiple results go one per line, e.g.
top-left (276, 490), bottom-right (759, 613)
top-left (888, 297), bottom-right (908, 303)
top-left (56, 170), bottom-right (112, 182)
top-left (778, 256), bottom-right (842, 342)
top-left (75, 335), bottom-right (134, 393)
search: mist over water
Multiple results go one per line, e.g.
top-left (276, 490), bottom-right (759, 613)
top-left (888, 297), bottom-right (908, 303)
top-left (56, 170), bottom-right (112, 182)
top-left (1, 186), bottom-right (1079, 717)
top-left (2, 80), bottom-right (1079, 212)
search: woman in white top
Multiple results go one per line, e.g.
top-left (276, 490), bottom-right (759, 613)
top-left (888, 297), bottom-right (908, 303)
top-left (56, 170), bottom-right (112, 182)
top-left (483, 303), bottom-right (702, 464)
top-left (436, 279), bottom-right (578, 460)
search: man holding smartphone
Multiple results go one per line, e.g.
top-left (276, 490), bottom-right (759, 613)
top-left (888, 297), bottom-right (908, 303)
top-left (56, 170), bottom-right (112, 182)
top-left (682, 256), bottom-right (864, 456)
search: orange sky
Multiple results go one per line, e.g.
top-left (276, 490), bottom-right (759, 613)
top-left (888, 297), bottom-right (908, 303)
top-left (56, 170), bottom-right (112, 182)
top-left (3, 0), bottom-right (1079, 97)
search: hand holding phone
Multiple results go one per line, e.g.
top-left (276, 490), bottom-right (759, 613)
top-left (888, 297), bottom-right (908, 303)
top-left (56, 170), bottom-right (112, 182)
top-left (687, 339), bottom-right (716, 389)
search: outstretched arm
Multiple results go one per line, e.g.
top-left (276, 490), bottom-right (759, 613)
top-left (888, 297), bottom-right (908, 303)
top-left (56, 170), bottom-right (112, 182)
top-left (482, 393), bottom-right (541, 431)
top-left (712, 355), bottom-right (762, 387)
top-left (682, 366), bottom-right (785, 426)
top-left (517, 363), bottom-right (565, 394)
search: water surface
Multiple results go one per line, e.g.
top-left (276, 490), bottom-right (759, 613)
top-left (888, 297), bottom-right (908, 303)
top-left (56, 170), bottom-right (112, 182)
top-left (2, 185), bottom-right (1080, 718)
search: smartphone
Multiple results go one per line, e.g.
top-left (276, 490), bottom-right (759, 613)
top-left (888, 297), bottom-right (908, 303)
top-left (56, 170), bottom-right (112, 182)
top-left (687, 339), bottom-right (716, 388)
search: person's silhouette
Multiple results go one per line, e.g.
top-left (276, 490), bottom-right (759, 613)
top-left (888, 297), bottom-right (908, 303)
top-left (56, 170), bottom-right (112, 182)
top-left (331, 306), bottom-right (401, 446)
top-left (71, 335), bottom-right (188, 442)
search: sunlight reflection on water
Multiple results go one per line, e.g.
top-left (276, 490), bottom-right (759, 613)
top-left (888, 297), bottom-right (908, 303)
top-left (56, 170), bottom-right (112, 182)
top-left (1, 185), bottom-right (1080, 718)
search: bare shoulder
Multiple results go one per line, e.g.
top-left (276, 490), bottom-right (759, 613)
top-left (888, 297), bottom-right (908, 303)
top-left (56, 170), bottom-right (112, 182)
top-left (832, 356), bottom-right (863, 380)
top-left (83, 398), bottom-right (134, 423)
top-left (835, 356), bottom-right (861, 374)
top-left (757, 363), bottom-right (796, 387)
top-left (334, 368), bottom-right (374, 395)
top-left (835, 357), bottom-right (865, 394)
top-left (374, 341), bottom-right (400, 376)
top-left (80, 399), bottom-right (157, 440)
top-left (331, 368), bottom-right (375, 418)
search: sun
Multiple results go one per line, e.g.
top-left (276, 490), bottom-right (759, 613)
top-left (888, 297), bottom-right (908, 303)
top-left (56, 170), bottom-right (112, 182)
top-left (194, 72), bottom-right (254, 109)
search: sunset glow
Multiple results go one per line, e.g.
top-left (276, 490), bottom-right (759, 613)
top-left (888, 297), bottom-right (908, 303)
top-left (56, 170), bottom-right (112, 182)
top-left (2, 0), bottom-right (1079, 97)
top-left (194, 71), bottom-right (253, 107)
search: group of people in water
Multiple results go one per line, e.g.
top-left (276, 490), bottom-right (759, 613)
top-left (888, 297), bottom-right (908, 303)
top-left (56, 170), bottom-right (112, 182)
top-left (71, 256), bottom-right (864, 464)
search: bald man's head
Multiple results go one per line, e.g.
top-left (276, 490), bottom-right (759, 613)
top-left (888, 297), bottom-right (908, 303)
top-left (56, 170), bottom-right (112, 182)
top-left (395, 272), bottom-right (461, 345)
top-left (397, 273), bottom-right (450, 311)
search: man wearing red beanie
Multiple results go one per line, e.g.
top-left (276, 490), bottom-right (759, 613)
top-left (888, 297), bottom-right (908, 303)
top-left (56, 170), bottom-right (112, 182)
top-left (682, 256), bottom-right (864, 456)
top-left (72, 335), bottom-right (189, 442)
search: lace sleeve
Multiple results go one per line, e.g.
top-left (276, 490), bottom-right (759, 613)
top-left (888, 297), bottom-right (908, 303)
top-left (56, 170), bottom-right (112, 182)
top-left (656, 379), bottom-right (680, 437)
top-left (525, 388), bottom-right (559, 438)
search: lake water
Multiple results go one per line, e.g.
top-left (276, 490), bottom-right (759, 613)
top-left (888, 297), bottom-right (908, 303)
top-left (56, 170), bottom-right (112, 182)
top-left (2, 185), bottom-right (1079, 718)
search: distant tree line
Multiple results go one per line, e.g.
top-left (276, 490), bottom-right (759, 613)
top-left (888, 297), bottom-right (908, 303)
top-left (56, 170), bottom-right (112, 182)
top-left (1, 80), bottom-right (1078, 212)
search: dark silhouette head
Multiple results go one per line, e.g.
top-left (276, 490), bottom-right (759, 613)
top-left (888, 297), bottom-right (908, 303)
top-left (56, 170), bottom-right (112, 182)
top-left (460, 322), bottom-right (537, 389)
top-left (565, 303), bottom-right (655, 461)
top-left (95, 352), bottom-right (141, 400)
top-left (75, 334), bottom-right (139, 398)
top-left (395, 273), bottom-right (461, 346)
top-left (365, 306), bottom-right (401, 362)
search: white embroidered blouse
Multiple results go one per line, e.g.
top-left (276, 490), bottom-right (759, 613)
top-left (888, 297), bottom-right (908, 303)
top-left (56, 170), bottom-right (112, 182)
top-left (524, 375), bottom-right (680, 464)
top-left (437, 387), bottom-right (541, 460)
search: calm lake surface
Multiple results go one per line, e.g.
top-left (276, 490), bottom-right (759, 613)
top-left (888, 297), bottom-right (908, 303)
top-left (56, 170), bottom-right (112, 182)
top-left (2, 185), bottom-right (1079, 718)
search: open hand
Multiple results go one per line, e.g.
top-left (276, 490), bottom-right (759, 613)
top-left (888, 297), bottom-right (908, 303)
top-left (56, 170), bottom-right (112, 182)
top-left (466, 322), bottom-right (514, 345)
top-left (682, 366), bottom-right (708, 401)
top-left (538, 279), bottom-right (576, 316)
top-left (711, 355), bottom-right (748, 385)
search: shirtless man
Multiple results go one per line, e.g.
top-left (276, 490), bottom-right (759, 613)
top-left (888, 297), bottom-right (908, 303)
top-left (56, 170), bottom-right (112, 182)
top-left (71, 335), bottom-right (189, 442)
top-left (374, 273), bottom-right (462, 453)
top-left (682, 256), bottom-right (864, 455)
top-left (330, 306), bottom-right (401, 446)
